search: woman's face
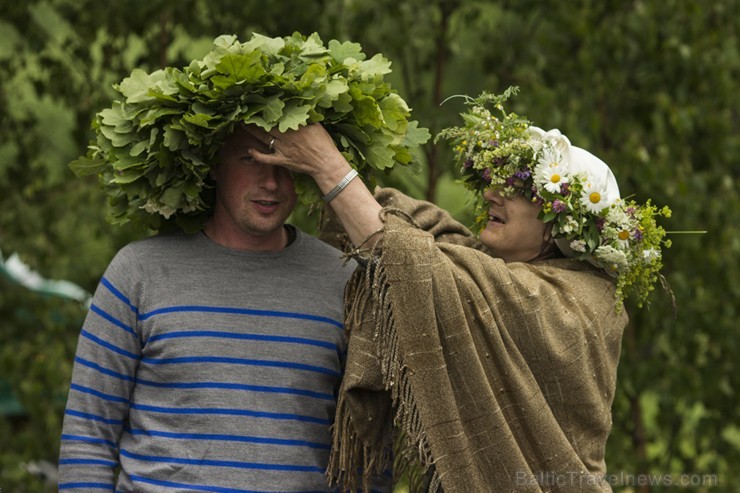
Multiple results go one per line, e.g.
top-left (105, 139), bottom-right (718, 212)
top-left (480, 189), bottom-right (551, 262)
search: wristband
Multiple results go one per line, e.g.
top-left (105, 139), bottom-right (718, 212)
top-left (322, 168), bottom-right (359, 203)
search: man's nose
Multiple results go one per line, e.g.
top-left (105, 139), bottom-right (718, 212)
top-left (258, 164), bottom-right (280, 189)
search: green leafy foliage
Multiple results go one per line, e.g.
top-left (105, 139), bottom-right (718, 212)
top-left (72, 31), bottom-right (431, 232)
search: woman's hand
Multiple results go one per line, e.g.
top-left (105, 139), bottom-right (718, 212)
top-left (243, 123), bottom-right (352, 190)
top-left (244, 122), bottom-right (384, 248)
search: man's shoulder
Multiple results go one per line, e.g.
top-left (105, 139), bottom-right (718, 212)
top-left (297, 229), bottom-right (343, 254)
top-left (114, 230), bottom-right (197, 262)
top-left (294, 228), bottom-right (357, 271)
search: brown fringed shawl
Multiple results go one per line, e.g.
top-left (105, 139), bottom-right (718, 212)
top-left (326, 189), bottom-right (628, 492)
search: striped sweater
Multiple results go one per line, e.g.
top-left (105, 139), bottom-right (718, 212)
top-left (58, 228), bottom-right (363, 492)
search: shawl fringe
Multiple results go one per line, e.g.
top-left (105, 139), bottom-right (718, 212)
top-left (327, 210), bottom-right (440, 492)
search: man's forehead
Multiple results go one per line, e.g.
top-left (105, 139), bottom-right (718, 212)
top-left (221, 125), bottom-right (265, 150)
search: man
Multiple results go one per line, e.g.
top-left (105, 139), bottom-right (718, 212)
top-left (58, 125), bottom-right (361, 491)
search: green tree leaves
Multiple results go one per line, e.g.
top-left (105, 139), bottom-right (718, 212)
top-left (74, 31), bottom-right (430, 232)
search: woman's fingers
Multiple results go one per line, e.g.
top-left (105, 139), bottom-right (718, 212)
top-left (248, 148), bottom-right (295, 169)
top-left (240, 123), bottom-right (280, 150)
top-left (246, 122), bottom-right (350, 180)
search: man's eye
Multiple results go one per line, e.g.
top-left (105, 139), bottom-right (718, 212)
top-left (240, 155), bottom-right (255, 163)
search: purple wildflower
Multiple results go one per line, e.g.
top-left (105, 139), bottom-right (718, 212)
top-left (633, 229), bottom-right (643, 241)
top-left (481, 168), bottom-right (492, 183)
top-left (595, 217), bottom-right (606, 231)
top-left (490, 140), bottom-right (499, 148)
top-left (464, 158), bottom-right (474, 169)
top-left (560, 182), bottom-right (571, 195)
top-left (514, 170), bottom-right (532, 181)
top-left (552, 200), bottom-right (567, 213)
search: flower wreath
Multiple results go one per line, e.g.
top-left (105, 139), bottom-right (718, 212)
top-left (436, 87), bottom-right (672, 307)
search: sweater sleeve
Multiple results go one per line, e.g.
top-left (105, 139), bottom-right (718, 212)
top-left (58, 246), bottom-right (143, 489)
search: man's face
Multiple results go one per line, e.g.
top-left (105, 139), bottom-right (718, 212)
top-left (209, 126), bottom-right (298, 249)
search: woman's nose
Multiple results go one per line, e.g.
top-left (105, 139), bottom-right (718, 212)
top-left (483, 188), bottom-right (504, 204)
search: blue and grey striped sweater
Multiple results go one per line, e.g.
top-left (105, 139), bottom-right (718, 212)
top-left (58, 228), bottom-right (374, 492)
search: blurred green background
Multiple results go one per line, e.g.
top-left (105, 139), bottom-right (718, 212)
top-left (1, 0), bottom-right (737, 491)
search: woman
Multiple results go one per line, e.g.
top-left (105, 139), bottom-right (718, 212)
top-left (247, 91), bottom-right (670, 492)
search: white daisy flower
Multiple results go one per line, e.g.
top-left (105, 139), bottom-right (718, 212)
top-left (535, 148), bottom-right (569, 194)
top-left (580, 181), bottom-right (612, 213)
top-left (615, 229), bottom-right (632, 248)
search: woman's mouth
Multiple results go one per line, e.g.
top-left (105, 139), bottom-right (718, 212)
top-left (488, 211), bottom-right (505, 225)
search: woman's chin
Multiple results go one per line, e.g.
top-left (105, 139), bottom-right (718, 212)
top-left (479, 228), bottom-right (499, 251)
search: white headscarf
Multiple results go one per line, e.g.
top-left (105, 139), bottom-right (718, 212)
top-left (526, 126), bottom-right (621, 259)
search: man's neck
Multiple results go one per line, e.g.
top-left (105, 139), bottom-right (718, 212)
top-left (202, 222), bottom-right (289, 252)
